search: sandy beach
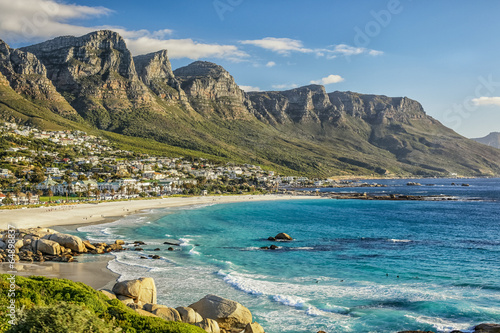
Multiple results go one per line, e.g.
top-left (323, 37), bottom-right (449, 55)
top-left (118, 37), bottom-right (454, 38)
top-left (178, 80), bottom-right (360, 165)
top-left (2, 194), bottom-right (321, 286)
top-left (0, 194), bottom-right (321, 230)
top-left (0, 255), bottom-right (119, 290)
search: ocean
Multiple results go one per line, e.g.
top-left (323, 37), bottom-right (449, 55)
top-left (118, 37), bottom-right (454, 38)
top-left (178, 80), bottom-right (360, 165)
top-left (75, 178), bottom-right (500, 333)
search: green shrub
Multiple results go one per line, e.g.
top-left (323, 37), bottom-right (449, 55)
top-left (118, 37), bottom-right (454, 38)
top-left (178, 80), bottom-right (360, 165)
top-left (6, 303), bottom-right (119, 333)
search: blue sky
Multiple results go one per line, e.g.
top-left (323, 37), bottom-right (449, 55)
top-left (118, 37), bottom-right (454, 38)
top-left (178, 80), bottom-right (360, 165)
top-left (0, 0), bottom-right (499, 137)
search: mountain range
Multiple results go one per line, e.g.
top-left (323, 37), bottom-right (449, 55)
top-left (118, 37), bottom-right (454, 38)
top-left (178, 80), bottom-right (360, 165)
top-left (472, 132), bottom-right (500, 150)
top-left (1, 30), bottom-right (499, 177)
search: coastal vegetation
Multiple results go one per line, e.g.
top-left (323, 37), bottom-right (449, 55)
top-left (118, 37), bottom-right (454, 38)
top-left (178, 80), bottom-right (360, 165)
top-left (0, 275), bottom-right (205, 333)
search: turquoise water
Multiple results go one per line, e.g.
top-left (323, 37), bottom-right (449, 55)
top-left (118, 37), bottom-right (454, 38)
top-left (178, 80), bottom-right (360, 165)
top-left (77, 178), bottom-right (500, 333)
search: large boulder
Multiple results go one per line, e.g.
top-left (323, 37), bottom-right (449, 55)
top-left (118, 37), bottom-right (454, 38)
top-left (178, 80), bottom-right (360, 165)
top-left (112, 277), bottom-right (157, 304)
top-left (99, 289), bottom-right (116, 300)
top-left (244, 322), bottom-right (265, 333)
top-left (135, 309), bottom-right (159, 317)
top-left (475, 323), bottom-right (500, 333)
top-left (152, 307), bottom-right (182, 322)
top-left (32, 239), bottom-right (61, 255)
top-left (43, 233), bottom-right (86, 252)
top-left (189, 295), bottom-right (252, 331)
top-left (275, 233), bottom-right (292, 241)
top-left (195, 318), bottom-right (220, 333)
top-left (176, 306), bottom-right (203, 324)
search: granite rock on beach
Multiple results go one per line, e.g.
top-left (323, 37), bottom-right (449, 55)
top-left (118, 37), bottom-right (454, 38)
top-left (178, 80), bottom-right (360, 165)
top-left (107, 277), bottom-right (264, 333)
top-left (0, 227), bottom-right (126, 263)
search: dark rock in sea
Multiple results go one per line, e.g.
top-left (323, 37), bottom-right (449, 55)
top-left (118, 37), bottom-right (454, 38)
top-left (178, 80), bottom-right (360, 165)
top-left (163, 239), bottom-right (181, 246)
top-left (134, 241), bottom-right (146, 245)
top-left (267, 237), bottom-right (276, 241)
top-left (474, 323), bottom-right (500, 333)
top-left (462, 183), bottom-right (470, 186)
top-left (275, 233), bottom-right (293, 241)
top-left (270, 245), bottom-right (278, 250)
top-left (449, 330), bottom-right (465, 333)
top-left (406, 182), bottom-right (422, 186)
top-left (260, 246), bottom-right (269, 250)
top-left (397, 331), bottom-right (434, 333)
top-left (134, 247), bottom-right (143, 251)
top-left (140, 256), bottom-right (147, 259)
top-left (151, 255), bottom-right (161, 260)
top-left (153, 248), bottom-right (160, 251)
top-left (168, 247), bottom-right (174, 251)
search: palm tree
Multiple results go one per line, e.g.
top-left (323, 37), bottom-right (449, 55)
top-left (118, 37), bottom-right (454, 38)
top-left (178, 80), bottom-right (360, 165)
top-left (26, 191), bottom-right (33, 204)
top-left (86, 184), bottom-right (91, 201)
top-left (13, 187), bottom-right (21, 201)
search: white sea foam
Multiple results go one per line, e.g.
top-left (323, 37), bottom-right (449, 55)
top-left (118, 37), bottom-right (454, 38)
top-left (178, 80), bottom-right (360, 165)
top-left (218, 271), bottom-right (263, 295)
top-left (189, 248), bottom-right (201, 255)
top-left (405, 315), bottom-right (474, 332)
top-left (179, 238), bottom-right (192, 246)
top-left (272, 294), bottom-right (306, 308)
top-left (388, 239), bottom-right (412, 243)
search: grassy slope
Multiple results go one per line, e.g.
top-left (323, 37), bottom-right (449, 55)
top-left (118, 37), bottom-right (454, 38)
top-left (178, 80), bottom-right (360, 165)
top-left (0, 274), bottom-right (205, 333)
top-left (2, 80), bottom-right (500, 177)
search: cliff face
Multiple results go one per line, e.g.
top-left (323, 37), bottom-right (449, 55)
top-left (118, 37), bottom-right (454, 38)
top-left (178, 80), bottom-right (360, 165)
top-left (133, 50), bottom-right (188, 103)
top-left (249, 86), bottom-right (427, 126)
top-left (0, 39), bottom-right (79, 119)
top-left (174, 61), bottom-right (255, 120)
top-left (20, 30), bottom-right (156, 129)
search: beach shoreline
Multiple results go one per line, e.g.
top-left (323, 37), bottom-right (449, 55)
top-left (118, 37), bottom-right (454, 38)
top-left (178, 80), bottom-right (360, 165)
top-left (4, 194), bottom-right (322, 286)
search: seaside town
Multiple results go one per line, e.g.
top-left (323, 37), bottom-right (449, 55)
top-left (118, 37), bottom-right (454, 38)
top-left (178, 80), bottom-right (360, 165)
top-left (0, 122), bottom-right (325, 206)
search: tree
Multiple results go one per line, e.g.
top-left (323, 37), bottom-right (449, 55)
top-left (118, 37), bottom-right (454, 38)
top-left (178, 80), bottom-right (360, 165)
top-left (26, 191), bottom-right (33, 204)
top-left (29, 167), bottom-right (45, 184)
top-left (48, 189), bottom-right (53, 202)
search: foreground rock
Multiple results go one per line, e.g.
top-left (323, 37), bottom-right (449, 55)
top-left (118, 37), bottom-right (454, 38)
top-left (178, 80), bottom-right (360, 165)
top-left (176, 306), bottom-right (203, 324)
top-left (195, 318), bottom-right (220, 333)
top-left (244, 322), bottom-right (265, 333)
top-left (475, 323), bottom-right (500, 333)
top-left (43, 233), bottom-right (86, 252)
top-left (189, 294), bottom-right (252, 331)
top-left (112, 277), bottom-right (157, 304)
top-left (32, 239), bottom-right (61, 255)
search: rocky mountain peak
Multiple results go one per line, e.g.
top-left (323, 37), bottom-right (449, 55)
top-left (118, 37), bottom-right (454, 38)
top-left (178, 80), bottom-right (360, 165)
top-left (20, 30), bottom-right (138, 91)
top-left (134, 50), bottom-right (187, 102)
top-left (134, 50), bottom-right (172, 85)
top-left (173, 61), bottom-right (229, 80)
top-left (0, 39), bottom-right (78, 118)
top-left (173, 61), bottom-right (254, 119)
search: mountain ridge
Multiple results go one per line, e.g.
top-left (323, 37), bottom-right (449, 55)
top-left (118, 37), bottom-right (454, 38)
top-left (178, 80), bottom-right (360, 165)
top-left (472, 132), bottom-right (500, 149)
top-left (1, 30), bottom-right (499, 177)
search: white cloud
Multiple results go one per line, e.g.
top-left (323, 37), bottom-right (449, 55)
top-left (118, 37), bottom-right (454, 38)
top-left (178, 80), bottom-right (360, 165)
top-left (265, 61), bottom-right (276, 67)
top-left (239, 85), bottom-right (261, 92)
top-left (239, 37), bottom-right (382, 60)
top-left (472, 96), bottom-right (500, 106)
top-left (124, 37), bottom-right (248, 60)
top-left (0, 0), bottom-right (111, 42)
top-left (271, 83), bottom-right (299, 90)
top-left (0, 0), bottom-right (248, 61)
top-left (319, 44), bottom-right (383, 58)
top-left (310, 74), bottom-right (344, 85)
top-left (240, 37), bottom-right (313, 55)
